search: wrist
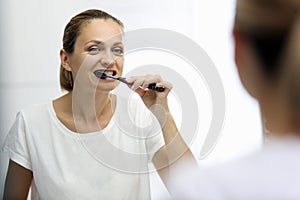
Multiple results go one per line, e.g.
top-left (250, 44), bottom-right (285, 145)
top-left (149, 104), bottom-right (171, 127)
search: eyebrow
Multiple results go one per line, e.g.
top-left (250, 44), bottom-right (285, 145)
top-left (85, 40), bottom-right (104, 45)
top-left (113, 42), bottom-right (123, 46)
top-left (85, 40), bottom-right (123, 46)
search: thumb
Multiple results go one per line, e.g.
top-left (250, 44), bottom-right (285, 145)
top-left (133, 87), bottom-right (147, 97)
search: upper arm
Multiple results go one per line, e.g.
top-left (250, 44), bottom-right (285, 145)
top-left (3, 159), bottom-right (33, 200)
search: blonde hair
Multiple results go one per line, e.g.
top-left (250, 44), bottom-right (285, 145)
top-left (60, 9), bottom-right (123, 91)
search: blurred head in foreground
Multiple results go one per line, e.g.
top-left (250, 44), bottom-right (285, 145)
top-left (233, 0), bottom-right (300, 136)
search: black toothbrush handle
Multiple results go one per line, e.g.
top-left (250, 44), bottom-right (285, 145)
top-left (118, 77), bottom-right (164, 92)
top-left (147, 83), bottom-right (165, 92)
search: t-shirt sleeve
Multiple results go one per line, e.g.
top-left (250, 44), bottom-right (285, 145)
top-left (145, 112), bottom-right (165, 162)
top-left (2, 112), bottom-right (32, 170)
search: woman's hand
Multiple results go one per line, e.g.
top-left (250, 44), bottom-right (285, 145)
top-left (126, 74), bottom-right (173, 114)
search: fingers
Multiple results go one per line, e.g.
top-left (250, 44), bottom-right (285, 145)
top-left (126, 74), bottom-right (164, 91)
top-left (156, 81), bottom-right (173, 93)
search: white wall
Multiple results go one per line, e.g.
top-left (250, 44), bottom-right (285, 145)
top-left (0, 0), bottom-right (262, 199)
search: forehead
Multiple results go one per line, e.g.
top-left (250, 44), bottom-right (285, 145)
top-left (77, 18), bottom-right (123, 45)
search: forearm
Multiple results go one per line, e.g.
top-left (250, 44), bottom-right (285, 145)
top-left (133, 77), bottom-right (199, 195)
top-left (153, 111), bottom-right (197, 167)
top-left (152, 110), bottom-right (199, 194)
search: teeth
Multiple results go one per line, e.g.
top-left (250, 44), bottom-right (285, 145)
top-left (105, 71), bottom-right (114, 76)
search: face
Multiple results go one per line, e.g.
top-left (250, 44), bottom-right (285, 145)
top-left (63, 19), bottom-right (124, 92)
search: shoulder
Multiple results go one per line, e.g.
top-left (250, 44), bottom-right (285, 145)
top-left (172, 142), bottom-right (300, 199)
top-left (170, 152), bottom-right (266, 199)
top-left (18, 102), bottom-right (52, 125)
top-left (21, 103), bottom-right (49, 113)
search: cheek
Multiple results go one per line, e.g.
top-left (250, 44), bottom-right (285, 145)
top-left (69, 56), bottom-right (83, 72)
top-left (116, 57), bottom-right (124, 70)
top-left (71, 54), bottom-right (98, 74)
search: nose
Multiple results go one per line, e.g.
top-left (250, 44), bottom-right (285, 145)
top-left (100, 50), bottom-right (115, 68)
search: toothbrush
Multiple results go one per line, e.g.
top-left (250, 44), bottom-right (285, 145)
top-left (94, 70), bottom-right (165, 92)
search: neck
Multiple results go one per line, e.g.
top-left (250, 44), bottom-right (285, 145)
top-left (67, 89), bottom-right (114, 133)
top-left (260, 92), bottom-right (299, 136)
top-left (70, 89), bottom-right (113, 121)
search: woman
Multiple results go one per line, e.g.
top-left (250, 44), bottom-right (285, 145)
top-left (169, 0), bottom-right (300, 199)
top-left (2, 9), bottom-right (193, 199)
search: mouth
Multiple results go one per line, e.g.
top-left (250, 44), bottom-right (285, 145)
top-left (94, 70), bottom-right (117, 79)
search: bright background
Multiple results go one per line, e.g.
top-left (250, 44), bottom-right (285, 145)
top-left (0, 0), bottom-right (262, 199)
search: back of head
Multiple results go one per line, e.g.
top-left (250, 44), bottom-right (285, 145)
top-left (234, 0), bottom-right (300, 130)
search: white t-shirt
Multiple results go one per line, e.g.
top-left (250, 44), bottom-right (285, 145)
top-left (3, 96), bottom-right (165, 200)
top-left (170, 136), bottom-right (300, 200)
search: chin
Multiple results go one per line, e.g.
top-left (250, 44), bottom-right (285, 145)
top-left (96, 83), bottom-right (118, 92)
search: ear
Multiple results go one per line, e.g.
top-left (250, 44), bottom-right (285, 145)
top-left (233, 28), bottom-right (262, 99)
top-left (60, 49), bottom-right (72, 71)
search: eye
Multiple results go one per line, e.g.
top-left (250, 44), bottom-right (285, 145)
top-left (112, 47), bottom-right (124, 56)
top-left (88, 46), bottom-right (102, 54)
